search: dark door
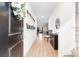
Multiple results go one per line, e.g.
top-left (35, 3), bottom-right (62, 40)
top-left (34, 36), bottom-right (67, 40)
top-left (54, 34), bottom-right (58, 50)
top-left (0, 2), bottom-right (9, 57)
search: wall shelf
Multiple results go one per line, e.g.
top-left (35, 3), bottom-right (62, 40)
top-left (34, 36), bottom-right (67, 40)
top-left (8, 40), bottom-right (23, 57)
top-left (8, 40), bottom-right (22, 51)
top-left (8, 32), bottom-right (22, 36)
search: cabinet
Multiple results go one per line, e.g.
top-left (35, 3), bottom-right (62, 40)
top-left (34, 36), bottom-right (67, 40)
top-left (0, 2), bottom-right (23, 57)
top-left (54, 34), bottom-right (58, 50)
top-left (8, 3), bottom-right (23, 57)
top-left (50, 34), bottom-right (58, 50)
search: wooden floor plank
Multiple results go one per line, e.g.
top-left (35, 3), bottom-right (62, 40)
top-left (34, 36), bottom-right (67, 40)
top-left (26, 37), bottom-right (58, 57)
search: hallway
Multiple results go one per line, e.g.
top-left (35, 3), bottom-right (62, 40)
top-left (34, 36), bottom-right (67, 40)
top-left (0, 2), bottom-right (76, 57)
top-left (26, 37), bottom-right (58, 57)
top-left (24, 3), bottom-right (59, 57)
top-left (23, 2), bottom-right (75, 57)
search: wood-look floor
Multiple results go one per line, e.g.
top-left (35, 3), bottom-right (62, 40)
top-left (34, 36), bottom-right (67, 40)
top-left (26, 38), bottom-right (58, 57)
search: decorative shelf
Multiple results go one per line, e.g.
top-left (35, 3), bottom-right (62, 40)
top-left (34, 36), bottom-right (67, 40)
top-left (27, 10), bottom-right (35, 22)
top-left (8, 40), bottom-right (23, 57)
top-left (8, 32), bottom-right (22, 36)
top-left (8, 40), bottom-right (22, 50)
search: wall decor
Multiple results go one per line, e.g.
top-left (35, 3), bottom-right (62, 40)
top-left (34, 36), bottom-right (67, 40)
top-left (55, 18), bottom-right (60, 29)
top-left (26, 23), bottom-right (35, 30)
top-left (11, 2), bottom-right (25, 19)
top-left (27, 10), bottom-right (35, 22)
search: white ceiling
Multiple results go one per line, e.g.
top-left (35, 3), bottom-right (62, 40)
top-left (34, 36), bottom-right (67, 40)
top-left (29, 2), bottom-right (58, 26)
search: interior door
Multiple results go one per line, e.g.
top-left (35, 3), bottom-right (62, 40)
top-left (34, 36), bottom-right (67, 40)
top-left (0, 2), bottom-right (9, 57)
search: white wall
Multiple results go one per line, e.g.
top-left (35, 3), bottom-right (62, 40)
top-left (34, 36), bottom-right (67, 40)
top-left (76, 14), bottom-right (79, 27)
top-left (23, 3), bottom-right (37, 56)
top-left (43, 25), bottom-right (48, 32)
top-left (76, 2), bottom-right (79, 27)
top-left (58, 18), bottom-right (76, 56)
top-left (48, 2), bottom-right (76, 56)
top-left (49, 2), bottom-right (75, 33)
